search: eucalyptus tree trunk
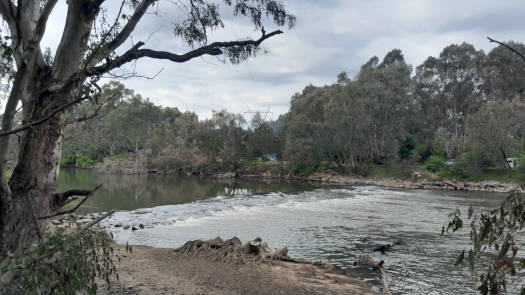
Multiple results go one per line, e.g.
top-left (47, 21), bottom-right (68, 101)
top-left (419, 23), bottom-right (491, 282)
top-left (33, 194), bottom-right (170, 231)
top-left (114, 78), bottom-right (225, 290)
top-left (0, 0), bottom-right (98, 256)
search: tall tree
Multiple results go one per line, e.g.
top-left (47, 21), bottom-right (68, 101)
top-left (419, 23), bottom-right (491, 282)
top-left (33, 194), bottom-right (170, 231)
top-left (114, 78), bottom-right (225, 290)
top-left (0, 0), bottom-right (294, 255)
top-left (414, 43), bottom-right (485, 156)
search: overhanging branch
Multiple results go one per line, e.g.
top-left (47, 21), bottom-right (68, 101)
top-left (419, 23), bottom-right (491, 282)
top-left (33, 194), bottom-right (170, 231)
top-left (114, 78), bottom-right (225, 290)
top-left (88, 28), bottom-right (283, 76)
top-left (487, 37), bottom-right (525, 61)
top-left (90, 0), bottom-right (158, 66)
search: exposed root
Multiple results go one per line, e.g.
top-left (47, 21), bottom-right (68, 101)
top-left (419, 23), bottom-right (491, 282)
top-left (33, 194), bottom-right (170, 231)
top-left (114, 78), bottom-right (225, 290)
top-left (175, 237), bottom-right (302, 265)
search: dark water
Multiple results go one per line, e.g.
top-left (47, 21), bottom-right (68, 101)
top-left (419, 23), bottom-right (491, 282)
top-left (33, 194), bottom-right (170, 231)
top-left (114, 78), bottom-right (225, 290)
top-left (58, 169), bottom-right (521, 294)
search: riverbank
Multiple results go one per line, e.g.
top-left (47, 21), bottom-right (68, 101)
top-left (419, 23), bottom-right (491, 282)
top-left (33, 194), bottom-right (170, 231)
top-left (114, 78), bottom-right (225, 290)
top-left (101, 243), bottom-right (379, 295)
top-left (236, 170), bottom-right (524, 193)
top-left (91, 157), bottom-right (524, 193)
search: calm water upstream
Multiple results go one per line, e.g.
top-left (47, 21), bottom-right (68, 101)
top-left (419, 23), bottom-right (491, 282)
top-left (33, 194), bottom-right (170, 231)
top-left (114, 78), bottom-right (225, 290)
top-left (58, 169), bottom-right (522, 294)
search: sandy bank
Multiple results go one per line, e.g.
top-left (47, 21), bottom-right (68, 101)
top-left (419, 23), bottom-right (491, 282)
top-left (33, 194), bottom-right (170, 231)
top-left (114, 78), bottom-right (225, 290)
top-left (101, 244), bottom-right (379, 295)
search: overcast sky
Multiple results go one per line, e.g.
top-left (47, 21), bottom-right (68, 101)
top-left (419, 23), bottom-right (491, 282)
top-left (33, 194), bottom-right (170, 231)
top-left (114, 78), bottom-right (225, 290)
top-left (37, 0), bottom-right (525, 120)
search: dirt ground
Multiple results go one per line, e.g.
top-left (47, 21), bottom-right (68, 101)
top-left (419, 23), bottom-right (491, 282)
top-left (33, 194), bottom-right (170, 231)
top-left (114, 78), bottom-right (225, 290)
top-left (100, 245), bottom-right (379, 295)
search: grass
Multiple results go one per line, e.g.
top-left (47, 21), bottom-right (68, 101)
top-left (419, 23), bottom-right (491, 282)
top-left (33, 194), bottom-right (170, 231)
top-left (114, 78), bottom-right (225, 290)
top-left (371, 164), bottom-right (525, 184)
top-left (440, 167), bottom-right (525, 183)
top-left (369, 164), bottom-right (420, 179)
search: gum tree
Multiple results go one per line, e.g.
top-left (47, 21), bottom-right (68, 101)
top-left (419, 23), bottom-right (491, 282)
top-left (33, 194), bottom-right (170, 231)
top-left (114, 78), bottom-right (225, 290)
top-left (0, 0), bottom-right (294, 256)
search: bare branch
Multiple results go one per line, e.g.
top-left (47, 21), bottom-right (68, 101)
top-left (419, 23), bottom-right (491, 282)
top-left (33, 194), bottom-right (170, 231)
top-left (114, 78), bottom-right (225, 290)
top-left (71, 210), bottom-right (114, 238)
top-left (66, 93), bottom-right (119, 124)
top-left (487, 37), bottom-right (525, 61)
top-left (90, 0), bottom-right (158, 66)
top-left (24, 195), bottom-right (43, 241)
top-left (84, 0), bottom-right (127, 67)
top-left (89, 29), bottom-right (283, 76)
top-left (40, 184), bottom-right (103, 219)
top-left (0, 94), bottom-right (89, 138)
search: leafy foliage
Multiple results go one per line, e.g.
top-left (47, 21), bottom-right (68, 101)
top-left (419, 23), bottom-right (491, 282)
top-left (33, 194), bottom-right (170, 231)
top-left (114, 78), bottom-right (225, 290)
top-left (425, 155), bottom-right (446, 172)
top-left (443, 193), bottom-right (525, 294)
top-left (0, 220), bottom-right (122, 295)
top-left (399, 135), bottom-right (416, 160)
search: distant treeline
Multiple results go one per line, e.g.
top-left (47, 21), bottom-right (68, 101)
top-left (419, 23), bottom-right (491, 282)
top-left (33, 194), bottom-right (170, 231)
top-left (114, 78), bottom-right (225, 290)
top-left (61, 41), bottom-right (525, 177)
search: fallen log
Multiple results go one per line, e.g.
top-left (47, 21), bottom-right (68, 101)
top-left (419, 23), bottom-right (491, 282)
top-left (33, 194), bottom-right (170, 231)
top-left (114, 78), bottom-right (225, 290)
top-left (442, 180), bottom-right (459, 190)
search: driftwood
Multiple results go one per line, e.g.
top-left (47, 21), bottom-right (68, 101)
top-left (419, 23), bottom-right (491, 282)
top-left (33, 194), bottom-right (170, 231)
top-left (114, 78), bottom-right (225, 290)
top-left (442, 180), bottom-right (459, 190)
top-left (175, 237), bottom-right (297, 265)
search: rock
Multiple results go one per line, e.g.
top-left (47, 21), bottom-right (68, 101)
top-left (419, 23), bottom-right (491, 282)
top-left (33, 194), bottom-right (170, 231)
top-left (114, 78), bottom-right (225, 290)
top-left (115, 224), bottom-right (123, 228)
top-left (354, 255), bottom-right (384, 269)
top-left (132, 226), bottom-right (138, 231)
top-left (123, 225), bottom-right (130, 230)
top-left (139, 224), bottom-right (144, 229)
top-left (216, 172), bottom-right (237, 179)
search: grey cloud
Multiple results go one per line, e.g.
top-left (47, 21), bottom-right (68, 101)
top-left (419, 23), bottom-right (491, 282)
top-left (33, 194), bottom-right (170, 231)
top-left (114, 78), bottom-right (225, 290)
top-left (32, 0), bottom-right (525, 121)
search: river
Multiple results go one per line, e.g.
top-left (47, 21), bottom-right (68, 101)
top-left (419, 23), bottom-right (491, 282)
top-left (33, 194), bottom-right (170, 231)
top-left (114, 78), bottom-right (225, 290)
top-left (58, 169), bottom-right (519, 294)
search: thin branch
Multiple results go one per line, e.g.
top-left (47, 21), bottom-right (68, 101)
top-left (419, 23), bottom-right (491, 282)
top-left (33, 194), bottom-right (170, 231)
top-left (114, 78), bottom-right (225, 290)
top-left (66, 93), bottom-right (119, 124)
top-left (90, 0), bottom-right (158, 66)
top-left (487, 37), bottom-right (525, 61)
top-left (0, 94), bottom-right (89, 137)
top-left (24, 195), bottom-right (43, 241)
top-left (71, 210), bottom-right (114, 239)
top-left (40, 184), bottom-right (103, 219)
top-left (88, 28), bottom-right (283, 76)
top-left (84, 0), bottom-right (127, 67)
top-left (28, 210), bottom-right (115, 270)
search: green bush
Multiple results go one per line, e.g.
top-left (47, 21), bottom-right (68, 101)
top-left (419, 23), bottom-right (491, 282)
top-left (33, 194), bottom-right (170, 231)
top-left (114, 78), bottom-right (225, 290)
top-left (431, 139), bottom-right (447, 158)
top-left (399, 135), bottom-right (416, 160)
top-left (60, 154), bottom-right (77, 167)
top-left (441, 163), bottom-right (466, 179)
top-left (0, 219), bottom-right (126, 295)
top-left (457, 151), bottom-right (493, 176)
top-left (75, 155), bottom-right (96, 168)
top-left (425, 155), bottom-right (446, 172)
top-left (115, 153), bottom-right (129, 160)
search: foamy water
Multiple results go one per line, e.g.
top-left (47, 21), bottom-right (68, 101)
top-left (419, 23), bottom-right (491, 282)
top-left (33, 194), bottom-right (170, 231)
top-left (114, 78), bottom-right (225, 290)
top-left (93, 184), bottom-right (516, 294)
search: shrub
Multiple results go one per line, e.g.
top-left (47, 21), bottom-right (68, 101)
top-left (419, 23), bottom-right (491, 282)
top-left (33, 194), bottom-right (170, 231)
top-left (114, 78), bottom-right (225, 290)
top-left (60, 154), bottom-right (77, 167)
top-left (431, 139), bottom-right (447, 158)
top-left (0, 217), bottom-right (125, 295)
top-left (399, 135), bottom-right (416, 160)
top-left (75, 155), bottom-right (96, 168)
top-left (425, 155), bottom-right (446, 172)
top-left (115, 153), bottom-right (129, 160)
top-left (457, 151), bottom-right (493, 176)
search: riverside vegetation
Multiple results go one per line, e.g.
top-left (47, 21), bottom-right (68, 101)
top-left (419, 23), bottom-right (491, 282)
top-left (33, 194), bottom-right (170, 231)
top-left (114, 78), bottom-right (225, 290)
top-left (0, 0), bottom-right (524, 292)
top-left (27, 41), bottom-right (525, 186)
top-left (3, 40), bottom-right (525, 295)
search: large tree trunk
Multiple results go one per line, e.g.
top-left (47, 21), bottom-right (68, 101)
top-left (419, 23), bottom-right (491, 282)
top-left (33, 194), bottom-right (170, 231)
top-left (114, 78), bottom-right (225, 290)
top-left (0, 91), bottom-right (68, 255)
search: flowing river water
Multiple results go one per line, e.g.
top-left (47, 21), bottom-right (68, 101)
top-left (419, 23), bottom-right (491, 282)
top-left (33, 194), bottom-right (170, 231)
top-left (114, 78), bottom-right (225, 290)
top-left (58, 169), bottom-right (522, 294)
